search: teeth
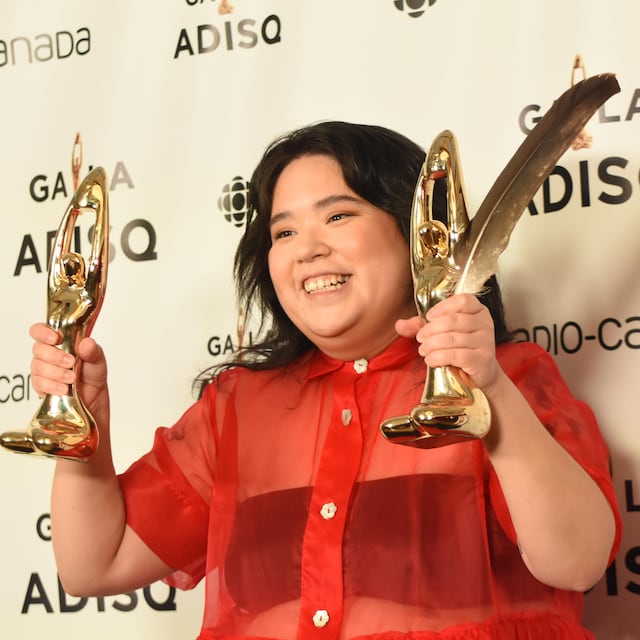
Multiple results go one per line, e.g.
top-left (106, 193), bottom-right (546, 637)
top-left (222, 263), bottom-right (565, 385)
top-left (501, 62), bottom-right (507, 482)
top-left (304, 275), bottom-right (348, 293)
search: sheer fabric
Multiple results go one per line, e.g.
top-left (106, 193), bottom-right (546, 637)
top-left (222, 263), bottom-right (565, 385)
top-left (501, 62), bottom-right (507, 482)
top-left (119, 338), bottom-right (621, 640)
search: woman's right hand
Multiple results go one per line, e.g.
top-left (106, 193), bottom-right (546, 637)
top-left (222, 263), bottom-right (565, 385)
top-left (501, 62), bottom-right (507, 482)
top-left (31, 322), bottom-right (170, 595)
top-left (29, 322), bottom-right (110, 429)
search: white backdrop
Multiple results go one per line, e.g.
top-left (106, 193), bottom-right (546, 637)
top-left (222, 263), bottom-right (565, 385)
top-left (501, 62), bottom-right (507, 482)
top-left (1, 1), bottom-right (638, 638)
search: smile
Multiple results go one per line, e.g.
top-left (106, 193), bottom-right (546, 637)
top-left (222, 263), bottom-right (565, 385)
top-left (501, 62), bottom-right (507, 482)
top-left (303, 274), bottom-right (350, 293)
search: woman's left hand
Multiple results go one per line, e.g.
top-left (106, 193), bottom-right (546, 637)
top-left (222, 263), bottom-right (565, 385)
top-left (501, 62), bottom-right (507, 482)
top-left (395, 293), bottom-right (500, 392)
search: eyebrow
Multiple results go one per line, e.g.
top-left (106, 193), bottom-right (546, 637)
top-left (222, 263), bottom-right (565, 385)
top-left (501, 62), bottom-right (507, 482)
top-left (269, 194), bottom-right (363, 228)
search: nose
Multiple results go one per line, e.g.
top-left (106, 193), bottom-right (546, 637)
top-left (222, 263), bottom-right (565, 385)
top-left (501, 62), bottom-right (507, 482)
top-left (295, 228), bottom-right (330, 263)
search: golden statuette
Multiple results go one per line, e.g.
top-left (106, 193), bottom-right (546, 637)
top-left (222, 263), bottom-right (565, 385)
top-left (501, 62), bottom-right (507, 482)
top-left (381, 72), bottom-right (620, 448)
top-left (1, 167), bottom-right (109, 461)
top-left (380, 132), bottom-right (490, 448)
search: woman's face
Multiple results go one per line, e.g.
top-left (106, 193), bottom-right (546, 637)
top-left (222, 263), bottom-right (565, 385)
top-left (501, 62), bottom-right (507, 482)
top-left (267, 154), bottom-right (415, 360)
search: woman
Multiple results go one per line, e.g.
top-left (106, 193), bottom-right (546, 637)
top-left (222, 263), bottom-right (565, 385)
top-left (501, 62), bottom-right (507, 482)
top-left (31, 121), bottom-right (620, 639)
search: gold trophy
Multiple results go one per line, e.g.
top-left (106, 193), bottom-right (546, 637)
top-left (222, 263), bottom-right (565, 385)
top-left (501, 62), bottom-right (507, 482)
top-left (380, 131), bottom-right (491, 448)
top-left (0, 166), bottom-right (109, 461)
top-left (381, 71), bottom-right (620, 448)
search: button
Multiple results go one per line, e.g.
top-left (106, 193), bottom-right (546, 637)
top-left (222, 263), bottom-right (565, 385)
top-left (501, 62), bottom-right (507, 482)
top-left (353, 358), bottom-right (368, 374)
top-left (341, 409), bottom-right (352, 426)
top-left (320, 502), bottom-right (337, 519)
top-left (313, 609), bottom-right (330, 628)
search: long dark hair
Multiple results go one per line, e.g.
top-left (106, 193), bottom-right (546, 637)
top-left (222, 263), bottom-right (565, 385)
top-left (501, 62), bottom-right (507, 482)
top-left (198, 121), bottom-right (511, 390)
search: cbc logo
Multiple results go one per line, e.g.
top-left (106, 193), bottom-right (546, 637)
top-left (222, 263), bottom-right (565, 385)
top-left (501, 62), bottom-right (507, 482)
top-left (218, 176), bottom-right (250, 228)
top-left (393, 0), bottom-right (437, 18)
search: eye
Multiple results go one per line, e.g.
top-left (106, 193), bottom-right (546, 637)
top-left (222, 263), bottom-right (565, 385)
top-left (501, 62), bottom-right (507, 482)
top-left (272, 228), bottom-right (294, 241)
top-left (328, 212), bottom-right (351, 223)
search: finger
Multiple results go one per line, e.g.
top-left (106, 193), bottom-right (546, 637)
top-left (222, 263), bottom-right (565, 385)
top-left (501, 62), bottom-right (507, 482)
top-left (419, 315), bottom-right (480, 342)
top-left (31, 358), bottom-right (75, 397)
top-left (418, 328), bottom-right (488, 357)
top-left (32, 341), bottom-right (75, 368)
top-left (74, 338), bottom-right (108, 390)
top-left (426, 293), bottom-right (481, 320)
top-left (395, 316), bottom-right (424, 338)
top-left (32, 377), bottom-right (73, 398)
top-left (31, 351), bottom-right (75, 376)
top-left (423, 347), bottom-right (499, 390)
top-left (424, 306), bottom-right (493, 338)
top-left (76, 337), bottom-right (102, 363)
top-left (29, 322), bottom-right (62, 346)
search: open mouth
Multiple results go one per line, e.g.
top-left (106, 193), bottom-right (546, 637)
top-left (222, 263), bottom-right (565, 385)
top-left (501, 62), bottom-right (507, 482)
top-left (303, 274), bottom-right (350, 293)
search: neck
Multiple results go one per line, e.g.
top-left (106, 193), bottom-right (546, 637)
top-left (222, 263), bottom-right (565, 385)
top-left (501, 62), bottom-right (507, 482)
top-left (317, 331), bottom-right (400, 362)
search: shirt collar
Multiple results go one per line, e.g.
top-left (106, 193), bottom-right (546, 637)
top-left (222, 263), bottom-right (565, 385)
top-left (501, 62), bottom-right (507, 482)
top-left (304, 335), bottom-right (418, 380)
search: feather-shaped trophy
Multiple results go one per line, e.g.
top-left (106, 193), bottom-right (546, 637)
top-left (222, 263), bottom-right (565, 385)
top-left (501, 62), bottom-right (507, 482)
top-left (380, 72), bottom-right (620, 448)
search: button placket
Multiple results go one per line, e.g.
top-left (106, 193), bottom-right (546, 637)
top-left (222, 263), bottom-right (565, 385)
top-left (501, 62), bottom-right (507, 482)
top-left (297, 366), bottom-right (363, 640)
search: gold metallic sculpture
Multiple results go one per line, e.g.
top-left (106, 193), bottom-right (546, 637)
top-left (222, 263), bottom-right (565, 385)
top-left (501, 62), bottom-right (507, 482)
top-left (381, 72), bottom-right (620, 448)
top-left (380, 132), bottom-right (490, 448)
top-left (0, 167), bottom-right (109, 461)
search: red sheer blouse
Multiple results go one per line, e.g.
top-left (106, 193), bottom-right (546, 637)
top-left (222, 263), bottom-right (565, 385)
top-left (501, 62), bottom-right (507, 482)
top-left (119, 338), bottom-right (621, 640)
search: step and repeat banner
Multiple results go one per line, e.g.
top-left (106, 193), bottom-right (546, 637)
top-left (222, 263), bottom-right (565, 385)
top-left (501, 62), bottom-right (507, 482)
top-left (1, 1), bottom-right (638, 638)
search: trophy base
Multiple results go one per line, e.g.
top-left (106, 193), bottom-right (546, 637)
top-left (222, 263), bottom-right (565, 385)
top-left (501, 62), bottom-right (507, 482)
top-left (0, 431), bottom-right (45, 455)
top-left (0, 394), bottom-right (98, 461)
top-left (0, 427), bottom-right (97, 461)
top-left (32, 424), bottom-right (98, 460)
top-left (380, 389), bottom-right (491, 449)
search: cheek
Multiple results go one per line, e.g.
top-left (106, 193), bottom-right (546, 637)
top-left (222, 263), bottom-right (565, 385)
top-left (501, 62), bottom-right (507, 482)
top-left (379, 237), bottom-right (410, 278)
top-left (267, 250), bottom-right (282, 286)
top-left (267, 251), bottom-right (293, 303)
top-left (382, 244), bottom-right (413, 301)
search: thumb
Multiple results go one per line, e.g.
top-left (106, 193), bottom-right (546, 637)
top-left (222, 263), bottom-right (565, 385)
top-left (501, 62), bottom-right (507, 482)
top-left (395, 316), bottom-right (424, 339)
top-left (76, 337), bottom-right (103, 363)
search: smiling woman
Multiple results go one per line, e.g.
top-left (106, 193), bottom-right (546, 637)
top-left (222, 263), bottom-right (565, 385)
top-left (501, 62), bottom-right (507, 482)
top-left (267, 154), bottom-right (415, 361)
top-left (30, 121), bottom-right (621, 640)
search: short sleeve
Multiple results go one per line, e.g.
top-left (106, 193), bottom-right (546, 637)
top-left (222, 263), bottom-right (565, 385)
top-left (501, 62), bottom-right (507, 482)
top-left (488, 342), bottom-right (622, 562)
top-left (118, 381), bottom-right (220, 589)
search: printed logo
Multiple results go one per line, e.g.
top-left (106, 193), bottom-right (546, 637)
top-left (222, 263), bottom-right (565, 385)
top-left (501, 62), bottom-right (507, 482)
top-left (517, 55), bottom-right (639, 217)
top-left (218, 0), bottom-right (234, 14)
top-left (218, 176), bottom-right (250, 228)
top-left (393, 0), bottom-right (437, 18)
top-left (0, 28), bottom-right (90, 67)
top-left (18, 512), bottom-right (180, 616)
top-left (0, 372), bottom-right (32, 404)
top-left (513, 315), bottom-right (640, 355)
top-left (175, 1), bottom-right (282, 58)
top-left (184, 0), bottom-right (233, 11)
top-left (13, 134), bottom-right (157, 278)
top-left (570, 54), bottom-right (592, 150)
